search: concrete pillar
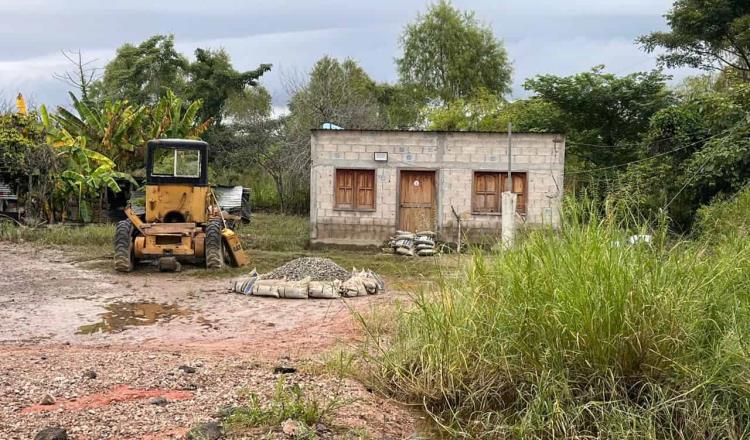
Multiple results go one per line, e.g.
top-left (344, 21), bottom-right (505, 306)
top-left (501, 191), bottom-right (517, 249)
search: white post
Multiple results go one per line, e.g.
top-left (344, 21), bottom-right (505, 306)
top-left (501, 192), bottom-right (517, 249)
top-left (501, 122), bottom-right (516, 249)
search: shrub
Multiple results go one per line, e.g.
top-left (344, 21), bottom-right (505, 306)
top-left (362, 201), bottom-right (750, 439)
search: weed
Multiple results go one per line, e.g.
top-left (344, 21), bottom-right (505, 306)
top-left (361, 199), bottom-right (750, 439)
top-left (0, 220), bottom-right (114, 248)
top-left (224, 376), bottom-right (347, 435)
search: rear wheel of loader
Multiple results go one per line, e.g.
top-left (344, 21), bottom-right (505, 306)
top-left (114, 219), bottom-right (134, 272)
top-left (205, 220), bottom-right (224, 269)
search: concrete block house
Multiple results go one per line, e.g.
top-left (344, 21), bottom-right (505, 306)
top-left (309, 129), bottom-right (565, 246)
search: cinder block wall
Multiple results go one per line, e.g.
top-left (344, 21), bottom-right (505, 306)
top-left (310, 130), bottom-right (565, 246)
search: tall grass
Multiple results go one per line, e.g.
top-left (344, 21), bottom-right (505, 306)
top-left (361, 199), bottom-right (750, 439)
top-left (0, 220), bottom-right (115, 247)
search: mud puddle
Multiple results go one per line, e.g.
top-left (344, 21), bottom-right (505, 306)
top-left (76, 302), bottom-right (193, 334)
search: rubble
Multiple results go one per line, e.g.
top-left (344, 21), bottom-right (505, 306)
top-left (263, 257), bottom-right (351, 281)
top-left (231, 258), bottom-right (385, 299)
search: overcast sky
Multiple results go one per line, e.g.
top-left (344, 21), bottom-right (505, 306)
top-left (0, 0), bottom-right (694, 111)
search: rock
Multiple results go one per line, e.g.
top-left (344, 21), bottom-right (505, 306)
top-left (214, 405), bottom-right (238, 419)
top-left (263, 257), bottom-right (350, 281)
top-left (273, 366), bottom-right (297, 375)
top-left (39, 394), bottom-right (56, 405)
top-left (180, 383), bottom-right (198, 391)
top-left (179, 365), bottom-right (196, 374)
top-left (185, 421), bottom-right (222, 440)
top-left (315, 422), bottom-right (330, 434)
top-left (281, 419), bottom-right (302, 437)
top-left (34, 427), bottom-right (68, 440)
top-left (82, 369), bottom-right (97, 379)
top-left (149, 397), bottom-right (169, 406)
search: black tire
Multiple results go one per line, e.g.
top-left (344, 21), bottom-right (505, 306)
top-left (205, 220), bottom-right (224, 269)
top-left (114, 219), bottom-right (134, 272)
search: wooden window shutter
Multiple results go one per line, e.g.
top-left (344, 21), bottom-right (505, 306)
top-left (335, 170), bottom-right (354, 208)
top-left (356, 170), bottom-right (375, 209)
top-left (513, 173), bottom-right (527, 214)
top-left (500, 172), bottom-right (528, 214)
top-left (335, 169), bottom-right (376, 210)
top-left (473, 172), bottom-right (499, 213)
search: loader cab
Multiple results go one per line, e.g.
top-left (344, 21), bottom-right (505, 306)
top-left (143, 139), bottom-right (211, 224)
top-left (146, 139), bottom-right (208, 186)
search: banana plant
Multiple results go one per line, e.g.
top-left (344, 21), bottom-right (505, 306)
top-left (41, 93), bottom-right (147, 170)
top-left (147, 89), bottom-right (213, 139)
top-left (54, 136), bottom-right (137, 222)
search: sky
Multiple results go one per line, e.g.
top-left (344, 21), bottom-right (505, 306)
top-left (0, 0), bottom-right (694, 112)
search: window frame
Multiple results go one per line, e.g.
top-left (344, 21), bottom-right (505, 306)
top-left (471, 171), bottom-right (528, 216)
top-left (333, 168), bottom-right (377, 212)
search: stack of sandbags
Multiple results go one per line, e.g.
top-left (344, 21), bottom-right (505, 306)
top-left (341, 269), bottom-right (385, 297)
top-left (231, 267), bottom-right (385, 299)
top-left (414, 231), bottom-right (437, 256)
top-left (388, 230), bottom-right (438, 257)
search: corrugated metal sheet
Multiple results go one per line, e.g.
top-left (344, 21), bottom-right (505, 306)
top-left (127, 186), bottom-right (251, 220)
top-left (0, 179), bottom-right (17, 200)
top-left (213, 186), bottom-right (243, 210)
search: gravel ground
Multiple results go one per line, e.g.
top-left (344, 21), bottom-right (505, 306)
top-left (263, 258), bottom-right (352, 282)
top-left (0, 347), bottom-right (418, 440)
top-left (0, 243), bottom-right (423, 439)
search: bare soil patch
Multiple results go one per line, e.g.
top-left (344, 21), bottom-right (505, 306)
top-left (0, 242), bottom-right (420, 439)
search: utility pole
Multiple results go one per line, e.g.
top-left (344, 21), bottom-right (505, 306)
top-left (501, 122), bottom-right (517, 249)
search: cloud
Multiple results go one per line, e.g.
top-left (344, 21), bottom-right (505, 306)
top-left (0, 0), bottom-right (693, 108)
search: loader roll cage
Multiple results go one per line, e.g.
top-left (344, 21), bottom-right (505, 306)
top-left (146, 139), bottom-right (208, 186)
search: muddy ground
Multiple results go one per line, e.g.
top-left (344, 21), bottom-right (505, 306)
top-left (0, 243), bottom-right (423, 439)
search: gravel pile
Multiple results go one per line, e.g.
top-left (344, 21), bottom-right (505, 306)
top-left (262, 257), bottom-right (351, 281)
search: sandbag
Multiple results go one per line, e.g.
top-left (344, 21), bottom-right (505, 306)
top-left (278, 276), bottom-right (311, 299)
top-left (415, 243), bottom-right (434, 250)
top-left (232, 269), bottom-right (259, 294)
top-left (416, 230), bottom-right (436, 237)
top-left (253, 279), bottom-right (282, 298)
top-left (417, 249), bottom-right (436, 257)
top-left (393, 238), bottom-right (414, 247)
top-left (341, 276), bottom-right (368, 297)
top-left (309, 280), bottom-right (341, 299)
top-left (395, 246), bottom-right (414, 256)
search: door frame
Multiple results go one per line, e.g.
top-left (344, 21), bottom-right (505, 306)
top-left (396, 168), bottom-right (439, 233)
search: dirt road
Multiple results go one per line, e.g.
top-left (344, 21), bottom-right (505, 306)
top-left (0, 243), bottom-right (419, 439)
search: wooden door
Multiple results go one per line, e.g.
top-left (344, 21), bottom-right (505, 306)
top-left (399, 171), bottom-right (436, 232)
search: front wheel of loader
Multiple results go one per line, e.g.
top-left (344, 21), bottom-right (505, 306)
top-left (114, 219), bottom-right (134, 272)
top-left (205, 220), bottom-right (224, 269)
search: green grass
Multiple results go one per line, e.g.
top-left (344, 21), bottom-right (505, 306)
top-left (0, 220), bottom-right (114, 248)
top-left (238, 213), bottom-right (310, 252)
top-left (223, 376), bottom-right (347, 438)
top-left (0, 214), bottom-right (447, 289)
top-left (358, 199), bottom-right (750, 439)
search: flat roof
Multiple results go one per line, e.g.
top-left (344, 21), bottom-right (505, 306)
top-left (310, 128), bottom-right (563, 136)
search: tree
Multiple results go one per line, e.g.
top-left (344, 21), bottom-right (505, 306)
top-left (91, 35), bottom-right (188, 105)
top-left (55, 137), bottom-right (134, 222)
top-left (146, 90), bottom-right (213, 141)
top-left (524, 67), bottom-right (673, 168)
top-left (426, 88), bottom-right (565, 132)
top-left (52, 50), bottom-right (99, 103)
top-left (397, 0), bottom-right (512, 102)
top-left (375, 83), bottom-right (428, 129)
top-left (42, 93), bottom-right (147, 170)
top-left (185, 48), bottom-right (271, 123)
top-left (638, 0), bottom-right (750, 74)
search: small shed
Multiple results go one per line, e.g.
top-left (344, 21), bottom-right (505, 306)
top-left (309, 129), bottom-right (565, 246)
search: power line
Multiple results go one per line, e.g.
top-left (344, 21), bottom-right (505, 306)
top-left (567, 134), bottom-right (681, 149)
top-left (567, 125), bottom-right (741, 176)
